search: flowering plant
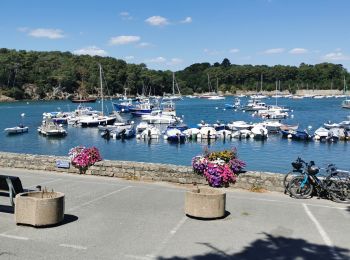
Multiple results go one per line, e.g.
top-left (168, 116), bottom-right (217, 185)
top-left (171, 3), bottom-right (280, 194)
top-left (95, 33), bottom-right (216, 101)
top-left (192, 148), bottom-right (246, 187)
top-left (69, 146), bottom-right (102, 174)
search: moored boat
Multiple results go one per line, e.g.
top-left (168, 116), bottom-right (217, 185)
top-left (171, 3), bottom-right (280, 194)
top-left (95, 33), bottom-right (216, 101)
top-left (4, 125), bottom-right (29, 135)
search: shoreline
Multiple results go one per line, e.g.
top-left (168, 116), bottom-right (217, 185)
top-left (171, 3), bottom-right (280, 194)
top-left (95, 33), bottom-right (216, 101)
top-left (0, 151), bottom-right (285, 192)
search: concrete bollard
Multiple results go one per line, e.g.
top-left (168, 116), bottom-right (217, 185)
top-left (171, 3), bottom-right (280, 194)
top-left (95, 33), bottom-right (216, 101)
top-left (15, 191), bottom-right (65, 227)
top-left (185, 188), bottom-right (226, 219)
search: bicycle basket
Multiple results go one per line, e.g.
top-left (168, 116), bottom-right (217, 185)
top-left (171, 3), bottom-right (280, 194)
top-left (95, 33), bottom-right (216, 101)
top-left (292, 161), bottom-right (302, 170)
top-left (307, 165), bottom-right (319, 175)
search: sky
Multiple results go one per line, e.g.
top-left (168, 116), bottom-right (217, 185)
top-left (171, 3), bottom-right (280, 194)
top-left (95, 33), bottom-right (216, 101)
top-left (1, 0), bottom-right (350, 71)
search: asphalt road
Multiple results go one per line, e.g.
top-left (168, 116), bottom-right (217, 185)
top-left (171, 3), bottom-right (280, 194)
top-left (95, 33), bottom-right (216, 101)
top-left (0, 168), bottom-right (349, 260)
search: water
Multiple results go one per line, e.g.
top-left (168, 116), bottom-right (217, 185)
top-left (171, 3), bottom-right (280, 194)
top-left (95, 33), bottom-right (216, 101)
top-left (1, 97), bottom-right (349, 174)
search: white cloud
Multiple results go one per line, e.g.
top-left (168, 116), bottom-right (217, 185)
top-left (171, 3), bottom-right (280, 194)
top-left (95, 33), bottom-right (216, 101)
top-left (145, 16), bottom-right (169, 26)
top-left (263, 48), bottom-right (285, 54)
top-left (138, 42), bottom-right (152, 48)
top-left (289, 48), bottom-right (308, 54)
top-left (167, 58), bottom-right (183, 65)
top-left (229, 48), bottom-right (240, 53)
top-left (180, 17), bottom-right (192, 24)
top-left (124, 56), bottom-right (135, 60)
top-left (109, 35), bottom-right (140, 45)
top-left (73, 46), bottom-right (107, 56)
top-left (120, 11), bottom-right (132, 20)
top-left (28, 28), bottom-right (65, 39)
top-left (322, 52), bottom-right (350, 61)
top-left (146, 57), bottom-right (167, 63)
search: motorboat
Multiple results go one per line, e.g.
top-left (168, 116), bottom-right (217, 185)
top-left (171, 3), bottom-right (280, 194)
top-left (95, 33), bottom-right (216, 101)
top-left (314, 127), bottom-right (339, 142)
top-left (339, 121), bottom-right (350, 129)
top-left (38, 120), bottom-right (67, 137)
top-left (281, 130), bottom-right (312, 141)
top-left (197, 120), bottom-right (211, 129)
top-left (213, 121), bottom-right (227, 131)
top-left (136, 122), bottom-right (149, 133)
top-left (280, 124), bottom-right (299, 131)
top-left (112, 100), bottom-right (133, 113)
top-left (262, 121), bottom-right (282, 133)
top-left (130, 101), bottom-right (154, 116)
top-left (243, 99), bottom-right (267, 111)
top-left (217, 129), bottom-right (232, 139)
top-left (227, 121), bottom-right (252, 131)
top-left (164, 128), bottom-right (186, 143)
top-left (225, 98), bottom-right (241, 109)
top-left (4, 125), bottom-right (28, 135)
top-left (183, 128), bottom-right (200, 140)
top-left (79, 114), bottom-right (117, 127)
top-left (231, 129), bottom-right (253, 139)
top-left (323, 121), bottom-right (340, 129)
top-left (141, 110), bottom-right (181, 124)
top-left (136, 126), bottom-right (161, 139)
top-left (111, 127), bottom-right (136, 139)
top-left (167, 123), bottom-right (188, 132)
top-left (251, 124), bottom-right (268, 139)
top-left (98, 121), bottom-right (134, 132)
top-left (161, 101), bottom-right (177, 116)
top-left (197, 127), bottom-right (218, 139)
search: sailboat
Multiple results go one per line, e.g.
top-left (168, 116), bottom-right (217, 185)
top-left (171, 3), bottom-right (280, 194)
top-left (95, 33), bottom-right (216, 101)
top-left (201, 75), bottom-right (225, 100)
top-left (162, 72), bottom-right (183, 101)
top-left (251, 74), bottom-right (267, 99)
top-left (79, 64), bottom-right (117, 127)
top-left (341, 76), bottom-right (350, 109)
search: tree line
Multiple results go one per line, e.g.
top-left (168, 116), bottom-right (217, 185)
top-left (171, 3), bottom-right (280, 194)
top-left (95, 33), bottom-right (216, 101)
top-left (0, 48), bottom-right (348, 100)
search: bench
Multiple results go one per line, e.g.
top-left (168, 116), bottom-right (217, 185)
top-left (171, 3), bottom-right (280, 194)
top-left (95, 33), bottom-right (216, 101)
top-left (0, 175), bottom-right (24, 207)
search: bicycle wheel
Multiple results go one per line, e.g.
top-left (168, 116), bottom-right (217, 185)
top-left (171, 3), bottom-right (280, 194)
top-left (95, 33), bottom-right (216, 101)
top-left (289, 176), bottom-right (313, 199)
top-left (327, 178), bottom-right (350, 204)
top-left (283, 171), bottom-right (299, 194)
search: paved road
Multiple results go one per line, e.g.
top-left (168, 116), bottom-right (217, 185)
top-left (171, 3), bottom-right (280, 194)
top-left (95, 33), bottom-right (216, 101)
top-left (0, 168), bottom-right (349, 260)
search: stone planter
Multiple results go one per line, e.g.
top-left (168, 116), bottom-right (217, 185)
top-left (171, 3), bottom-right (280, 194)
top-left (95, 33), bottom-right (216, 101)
top-left (185, 187), bottom-right (226, 219)
top-left (15, 191), bottom-right (65, 227)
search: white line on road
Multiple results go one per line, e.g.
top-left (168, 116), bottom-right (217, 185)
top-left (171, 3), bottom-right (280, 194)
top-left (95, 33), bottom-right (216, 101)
top-left (59, 244), bottom-right (87, 250)
top-left (0, 234), bottom-right (29, 240)
top-left (302, 203), bottom-right (341, 259)
top-left (303, 203), bottom-right (332, 246)
top-left (148, 216), bottom-right (187, 258)
top-left (68, 186), bottom-right (132, 212)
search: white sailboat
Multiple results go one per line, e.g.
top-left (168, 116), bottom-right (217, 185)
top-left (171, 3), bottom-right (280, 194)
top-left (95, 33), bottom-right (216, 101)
top-left (162, 72), bottom-right (183, 101)
top-left (341, 76), bottom-right (350, 109)
top-left (80, 64), bottom-right (117, 127)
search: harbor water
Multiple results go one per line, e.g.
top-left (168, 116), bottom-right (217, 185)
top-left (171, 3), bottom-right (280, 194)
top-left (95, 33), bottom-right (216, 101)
top-left (1, 97), bottom-right (349, 173)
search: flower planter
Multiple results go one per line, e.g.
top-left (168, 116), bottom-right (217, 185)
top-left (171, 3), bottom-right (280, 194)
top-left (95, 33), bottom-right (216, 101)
top-left (185, 187), bottom-right (226, 219)
top-left (15, 191), bottom-right (65, 227)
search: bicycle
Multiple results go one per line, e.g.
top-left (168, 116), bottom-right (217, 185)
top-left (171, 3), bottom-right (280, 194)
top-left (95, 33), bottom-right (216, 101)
top-left (288, 162), bottom-right (350, 204)
top-left (283, 157), bottom-right (308, 195)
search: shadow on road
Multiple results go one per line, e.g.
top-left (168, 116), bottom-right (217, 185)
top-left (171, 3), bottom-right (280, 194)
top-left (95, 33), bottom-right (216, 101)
top-left (0, 205), bottom-right (14, 214)
top-left (157, 232), bottom-right (350, 260)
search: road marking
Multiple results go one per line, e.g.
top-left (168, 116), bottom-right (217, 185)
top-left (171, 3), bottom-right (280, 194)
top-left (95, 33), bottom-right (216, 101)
top-left (27, 178), bottom-right (62, 189)
top-left (227, 195), bottom-right (347, 210)
top-left (148, 216), bottom-right (187, 258)
top-left (303, 203), bottom-right (332, 246)
top-left (68, 186), bottom-right (132, 211)
top-left (0, 234), bottom-right (29, 240)
top-left (59, 244), bottom-right (87, 250)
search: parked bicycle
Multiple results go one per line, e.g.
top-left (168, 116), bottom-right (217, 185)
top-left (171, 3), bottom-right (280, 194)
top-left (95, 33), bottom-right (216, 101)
top-left (287, 161), bottom-right (350, 203)
top-left (283, 157), bottom-right (308, 194)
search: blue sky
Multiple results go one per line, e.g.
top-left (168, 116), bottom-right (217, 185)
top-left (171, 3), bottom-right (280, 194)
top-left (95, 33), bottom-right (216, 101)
top-left (1, 0), bottom-right (350, 71)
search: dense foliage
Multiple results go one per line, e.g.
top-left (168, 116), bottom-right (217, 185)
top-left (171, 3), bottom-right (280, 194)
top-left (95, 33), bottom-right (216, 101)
top-left (0, 48), bottom-right (348, 100)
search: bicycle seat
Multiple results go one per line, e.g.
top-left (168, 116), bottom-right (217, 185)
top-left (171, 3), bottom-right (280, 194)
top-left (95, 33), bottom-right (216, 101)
top-left (307, 165), bottom-right (319, 175)
top-left (292, 161), bottom-right (302, 170)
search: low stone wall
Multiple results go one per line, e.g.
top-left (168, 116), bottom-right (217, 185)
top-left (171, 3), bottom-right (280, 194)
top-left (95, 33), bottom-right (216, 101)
top-left (0, 152), bottom-right (285, 192)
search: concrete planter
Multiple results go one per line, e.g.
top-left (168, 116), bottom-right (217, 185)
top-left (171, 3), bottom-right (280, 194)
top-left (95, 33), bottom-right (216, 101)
top-left (15, 191), bottom-right (65, 227)
top-left (185, 187), bottom-right (226, 219)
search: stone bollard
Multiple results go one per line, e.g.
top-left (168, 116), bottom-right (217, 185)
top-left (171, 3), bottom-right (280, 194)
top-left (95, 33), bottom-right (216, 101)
top-left (185, 187), bottom-right (226, 219)
top-left (15, 191), bottom-right (65, 227)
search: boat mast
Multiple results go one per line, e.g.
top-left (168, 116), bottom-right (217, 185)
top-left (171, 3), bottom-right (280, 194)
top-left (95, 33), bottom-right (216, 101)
top-left (260, 73), bottom-right (263, 93)
top-left (99, 64), bottom-right (103, 115)
top-left (172, 72), bottom-right (175, 95)
top-left (275, 80), bottom-right (278, 106)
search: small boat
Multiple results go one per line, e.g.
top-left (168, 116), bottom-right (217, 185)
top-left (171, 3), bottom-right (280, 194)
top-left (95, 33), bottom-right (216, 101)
top-left (339, 121), bottom-right (350, 130)
top-left (227, 121), bottom-right (252, 131)
top-left (141, 110), bottom-right (181, 124)
top-left (79, 114), bottom-right (117, 127)
top-left (167, 123), bottom-right (188, 132)
top-left (136, 122), bottom-right (149, 133)
top-left (164, 128), bottom-right (186, 143)
top-left (38, 120), bottom-right (67, 137)
top-left (217, 129), bottom-right (232, 139)
top-left (281, 130), bottom-right (312, 141)
top-left (136, 126), bottom-right (161, 139)
top-left (110, 127), bottom-right (136, 139)
top-left (71, 97), bottom-right (97, 103)
top-left (251, 124), bottom-right (268, 140)
top-left (213, 121), bottom-right (227, 131)
top-left (280, 124), bottom-right (299, 131)
top-left (4, 125), bottom-right (29, 135)
top-left (262, 121), bottom-right (282, 133)
top-left (314, 127), bottom-right (339, 142)
top-left (112, 100), bottom-right (133, 113)
top-left (232, 129), bottom-right (253, 139)
top-left (183, 128), bottom-right (200, 140)
top-left (341, 99), bottom-right (350, 109)
top-left (323, 121), bottom-right (340, 129)
top-left (197, 120), bottom-right (211, 129)
top-left (197, 127), bottom-right (218, 139)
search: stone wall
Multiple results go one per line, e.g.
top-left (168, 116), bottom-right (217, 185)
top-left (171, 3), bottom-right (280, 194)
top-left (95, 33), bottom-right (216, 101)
top-left (0, 152), bottom-right (285, 192)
